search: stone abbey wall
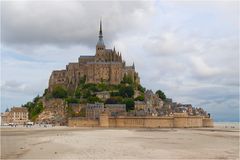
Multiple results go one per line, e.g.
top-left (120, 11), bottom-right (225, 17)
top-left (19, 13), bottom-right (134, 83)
top-left (68, 114), bottom-right (213, 128)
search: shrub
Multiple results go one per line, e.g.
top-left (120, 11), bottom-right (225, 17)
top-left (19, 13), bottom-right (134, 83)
top-left (82, 89), bottom-right (91, 99)
top-left (74, 87), bottom-right (82, 98)
top-left (134, 95), bottom-right (144, 101)
top-left (155, 90), bottom-right (166, 101)
top-left (52, 86), bottom-right (68, 98)
top-left (121, 74), bottom-right (133, 84)
top-left (119, 85), bottom-right (134, 98)
top-left (65, 97), bottom-right (79, 104)
top-left (122, 98), bottom-right (135, 111)
top-left (87, 96), bottom-right (102, 103)
top-left (137, 84), bottom-right (146, 93)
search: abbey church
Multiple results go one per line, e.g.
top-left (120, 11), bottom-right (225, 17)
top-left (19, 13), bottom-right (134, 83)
top-left (48, 21), bottom-right (140, 91)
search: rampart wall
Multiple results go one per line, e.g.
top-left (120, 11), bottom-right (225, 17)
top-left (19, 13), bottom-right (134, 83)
top-left (68, 118), bottom-right (99, 127)
top-left (68, 114), bottom-right (213, 128)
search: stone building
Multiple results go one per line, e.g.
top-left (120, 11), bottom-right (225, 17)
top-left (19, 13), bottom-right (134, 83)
top-left (144, 90), bottom-right (164, 109)
top-left (96, 91), bottom-right (110, 101)
top-left (86, 103), bottom-right (104, 119)
top-left (48, 21), bottom-right (140, 92)
top-left (1, 112), bottom-right (10, 125)
top-left (134, 101), bottom-right (146, 111)
top-left (7, 107), bottom-right (29, 125)
top-left (86, 103), bottom-right (126, 119)
top-left (105, 104), bottom-right (126, 116)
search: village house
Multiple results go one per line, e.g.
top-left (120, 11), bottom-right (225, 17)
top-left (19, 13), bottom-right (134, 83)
top-left (105, 104), bottom-right (126, 116)
top-left (134, 101), bottom-right (146, 111)
top-left (6, 107), bottom-right (29, 125)
top-left (1, 112), bottom-right (10, 125)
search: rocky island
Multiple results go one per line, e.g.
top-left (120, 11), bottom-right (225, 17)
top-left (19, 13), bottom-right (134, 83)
top-left (15, 21), bottom-right (213, 128)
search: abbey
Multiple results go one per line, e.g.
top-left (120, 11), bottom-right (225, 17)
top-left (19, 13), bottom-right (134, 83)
top-left (49, 21), bottom-right (140, 92)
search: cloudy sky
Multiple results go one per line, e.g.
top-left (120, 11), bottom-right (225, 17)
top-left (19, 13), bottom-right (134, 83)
top-left (1, 1), bottom-right (239, 121)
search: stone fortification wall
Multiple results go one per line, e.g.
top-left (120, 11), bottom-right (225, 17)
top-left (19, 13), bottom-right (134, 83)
top-left (68, 114), bottom-right (213, 128)
top-left (187, 116), bottom-right (203, 128)
top-left (203, 118), bottom-right (214, 127)
top-left (144, 117), bottom-right (173, 128)
top-left (108, 116), bottom-right (173, 128)
top-left (99, 113), bottom-right (109, 127)
top-left (68, 117), bottom-right (99, 127)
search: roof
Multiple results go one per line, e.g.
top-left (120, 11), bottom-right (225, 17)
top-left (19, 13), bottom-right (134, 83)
top-left (97, 38), bottom-right (105, 46)
top-left (11, 107), bottom-right (28, 112)
top-left (105, 104), bottom-right (126, 107)
top-left (87, 61), bottom-right (123, 65)
top-left (105, 49), bottom-right (113, 53)
top-left (80, 56), bottom-right (95, 58)
top-left (52, 70), bottom-right (66, 73)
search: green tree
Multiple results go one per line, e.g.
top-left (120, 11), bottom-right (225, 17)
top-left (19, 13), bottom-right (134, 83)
top-left (52, 86), bottom-right (68, 98)
top-left (119, 85), bottom-right (134, 98)
top-left (105, 96), bottom-right (123, 104)
top-left (5, 108), bottom-right (9, 112)
top-left (87, 96), bottom-right (102, 103)
top-left (22, 100), bottom-right (44, 121)
top-left (134, 95), bottom-right (144, 101)
top-left (121, 74), bottom-right (133, 84)
top-left (137, 84), bottom-right (146, 93)
top-left (43, 88), bottom-right (48, 96)
top-left (97, 83), bottom-right (107, 91)
top-left (33, 95), bottom-right (40, 103)
top-left (122, 98), bottom-right (135, 111)
top-left (155, 90), bottom-right (166, 101)
top-left (82, 89), bottom-right (91, 99)
top-left (110, 91), bottom-right (120, 97)
top-left (105, 98), bottom-right (118, 104)
top-left (30, 102), bottom-right (44, 121)
top-left (65, 97), bottom-right (79, 104)
top-left (75, 87), bottom-right (82, 98)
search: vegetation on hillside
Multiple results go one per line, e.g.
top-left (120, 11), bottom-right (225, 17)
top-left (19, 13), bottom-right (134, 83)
top-left (20, 74), bottom-right (168, 119)
top-left (22, 95), bottom-right (44, 121)
top-left (52, 86), bottom-right (68, 98)
top-left (155, 90), bottom-right (167, 101)
top-left (65, 74), bottom-right (145, 111)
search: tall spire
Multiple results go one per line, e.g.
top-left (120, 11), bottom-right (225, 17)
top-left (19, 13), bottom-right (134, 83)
top-left (97, 19), bottom-right (105, 46)
top-left (99, 19), bottom-right (103, 39)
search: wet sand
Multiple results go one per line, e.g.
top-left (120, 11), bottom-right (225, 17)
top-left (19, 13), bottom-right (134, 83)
top-left (1, 124), bottom-right (239, 159)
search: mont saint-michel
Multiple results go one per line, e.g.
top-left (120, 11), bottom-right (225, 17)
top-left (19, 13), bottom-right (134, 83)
top-left (2, 1), bottom-right (239, 159)
top-left (1, 21), bottom-right (213, 128)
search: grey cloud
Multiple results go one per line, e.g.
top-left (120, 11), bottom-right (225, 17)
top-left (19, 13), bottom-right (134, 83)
top-left (143, 33), bottom-right (200, 56)
top-left (143, 32), bottom-right (238, 88)
top-left (1, 79), bottom-right (45, 97)
top-left (1, 1), bottom-right (239, 122)
top-left (1, 80), bottom-right (25, 92)
top-left (1, 1), bottom-right (155, 48)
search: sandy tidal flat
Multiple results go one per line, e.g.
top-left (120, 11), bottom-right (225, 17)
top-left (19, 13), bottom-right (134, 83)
top-left (1, 125), bottom-right (239, 159)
